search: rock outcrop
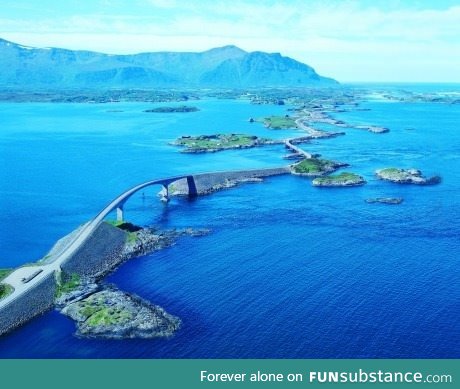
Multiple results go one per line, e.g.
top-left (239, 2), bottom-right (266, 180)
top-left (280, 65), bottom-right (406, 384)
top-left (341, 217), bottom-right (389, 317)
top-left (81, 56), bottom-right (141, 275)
top-left (56, 225), bottom-right (209, 339)
top-left (376, 168), bottom-right (441, 185)
top-left (61, 286), bottom-right (181, 339)
top-left (365, 197), bottom-right (403, 204)
top-left (312, 172), bottom-right (366, 187)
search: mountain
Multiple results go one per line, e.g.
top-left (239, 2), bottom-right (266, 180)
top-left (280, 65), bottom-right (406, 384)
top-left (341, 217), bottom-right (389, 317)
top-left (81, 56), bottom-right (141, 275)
top-left (0, 38), bottom-right (337, 89)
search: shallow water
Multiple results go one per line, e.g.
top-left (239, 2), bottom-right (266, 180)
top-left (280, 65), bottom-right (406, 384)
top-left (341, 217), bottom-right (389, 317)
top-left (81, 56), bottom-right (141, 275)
top-left (0, 90), bottom-right (459, 358)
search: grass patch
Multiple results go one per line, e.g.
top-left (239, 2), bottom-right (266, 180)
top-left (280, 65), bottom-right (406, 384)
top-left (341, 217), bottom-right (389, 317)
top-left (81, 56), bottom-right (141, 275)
top-left (106, 220), bottom-right (142, 232)
top-left (126, 232), bottom-right (138, 244)
top-left (78, 299), bottom-right (104, 318)
top-left (256, 115), bottom-right (297, 129)
top-left (292, 158), bottom-right (338, 174)
top-left (0, 268), bottom-right (12, 282)
top-left (74, 295), bottom-right (133, 327)
top-left (379, 168), bottom-right (401, 175)
top-left (56, 273), bottom-right (81, 297)
top-left (86, 307), bottom-right (133, 326)
top-left (0, 283), bottom-right (14, 300)
top-left (106, 220), bottom-right (125, 228)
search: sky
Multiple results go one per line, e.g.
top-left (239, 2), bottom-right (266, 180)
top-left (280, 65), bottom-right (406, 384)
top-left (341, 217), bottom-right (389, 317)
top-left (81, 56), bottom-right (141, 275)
top-left (1, 0), bottom-right (459, 82)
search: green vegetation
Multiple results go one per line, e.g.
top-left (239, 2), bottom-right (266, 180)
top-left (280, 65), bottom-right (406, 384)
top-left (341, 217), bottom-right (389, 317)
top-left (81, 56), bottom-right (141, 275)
top-left (256, 115), bottom-right (297, 129)
top-left (56, 273), bottom-right (81, 297)
top-left (376, 168), bottom-right (441, 185)
top-left (144, 105), bottom-right (199, 113)
top-left (292, 158), bottom-right (340, 175)
top-left (76, 296), bottom-right (133, 327)
top-left (0, 268), bottom-right (12, 281)
top-left (126, 231), bottom-right (138, 244)
top-left (174, 133), bottom-right (272, 152)
top-left (106, 220), bottom-right (125, 227)
top-left (313, 172), bottom-right (366, 187)
top-left (0, 283), bottom-right (14, 300)
top-left (379, 168), bottom-right (401, 175)
top-left (86, 307), bottom-right (133, 326)
top-left (106, 220), bottom-right (141, 232)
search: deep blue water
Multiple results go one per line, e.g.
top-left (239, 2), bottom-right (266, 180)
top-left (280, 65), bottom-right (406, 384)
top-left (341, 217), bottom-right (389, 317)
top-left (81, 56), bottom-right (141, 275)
top-left (0, 91), bottom-right (459, 358)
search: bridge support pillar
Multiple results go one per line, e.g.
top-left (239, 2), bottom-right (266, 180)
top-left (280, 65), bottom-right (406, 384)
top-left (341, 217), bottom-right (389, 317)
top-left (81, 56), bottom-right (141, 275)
top-left (160, 185), bottom-right (170, 203)
top-left (187, 176), bottom-right (198, 197)
top-left (116, 205), bottom-right (124, 222)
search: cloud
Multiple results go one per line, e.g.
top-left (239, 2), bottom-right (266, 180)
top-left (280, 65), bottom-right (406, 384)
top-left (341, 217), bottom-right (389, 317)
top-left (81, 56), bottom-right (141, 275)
top-left (1, 1), bottom-right (459, 81)
top-left (147, 0), bottom-right (178, 9)
top-left (2, 2), bottom-right (459, 41)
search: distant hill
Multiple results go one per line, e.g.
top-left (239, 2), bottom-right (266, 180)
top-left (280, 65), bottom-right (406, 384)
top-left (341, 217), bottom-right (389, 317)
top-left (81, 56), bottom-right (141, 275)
top-left (0, 38), bottom-right (338, 89)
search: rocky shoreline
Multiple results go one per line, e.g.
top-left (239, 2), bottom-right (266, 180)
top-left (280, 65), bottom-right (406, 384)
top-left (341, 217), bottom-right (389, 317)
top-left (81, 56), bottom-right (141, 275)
top-left (167, 177), bottom-right (265, 197)
top-left (121, 225), bottom-right (210, 259)
top-left (60, 286), bottom-right (181, 339)
top-left (56, 225), bottom-right (210, 339)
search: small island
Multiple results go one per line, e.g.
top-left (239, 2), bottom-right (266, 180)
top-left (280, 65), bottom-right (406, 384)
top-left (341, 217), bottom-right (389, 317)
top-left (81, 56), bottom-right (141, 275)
top-left (291, 157), bottom-right (348, 176)
top-left (312, 172), bottom-right (366, 187)
top-left (173, 133), bottom-right (280, 153)
top-left (376, 168), bottom-right (441, 185)
top-left (144, 105), bottom-right (199, 113)
top-left (366, 197), bottom-right (403, 204)
top-left (61, 287), bottom-right (181, 339)
top-left (355, 125), bottom-right (390, 134)
top-left (255, 115), bottom-right (297, 129)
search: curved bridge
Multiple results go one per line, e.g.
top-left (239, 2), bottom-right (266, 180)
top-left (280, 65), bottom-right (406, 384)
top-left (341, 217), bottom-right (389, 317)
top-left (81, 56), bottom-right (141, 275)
top-left (94, 174), bottom-right (197, 223)
top-left (0, 166), bottom-right (289, 313)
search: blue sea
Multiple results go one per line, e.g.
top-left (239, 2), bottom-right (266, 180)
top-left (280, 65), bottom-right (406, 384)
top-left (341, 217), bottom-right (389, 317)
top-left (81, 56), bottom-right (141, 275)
top-left (0, 86), bottom-right (459, 358)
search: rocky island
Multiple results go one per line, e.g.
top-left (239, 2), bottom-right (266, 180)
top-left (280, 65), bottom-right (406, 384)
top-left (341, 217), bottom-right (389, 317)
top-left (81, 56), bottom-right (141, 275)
top-left (355, 125), bottom-right (390, 134)
top-left (52, 223), bottom-right (210, 339)
top-left (173, 133), bottom-right (281, 153)
top-left (312, 172), bottom-right (366, 187)
top-left (366, 197), bottom-right (404, 204)
top-left (291, 157), bottom-right (348, 176)
top-left (144, 105), bottom-right (199, 113)
top-left (60, 286), bottom-right (181, 339)
top-left (376, 168), bottom-right (441, 185)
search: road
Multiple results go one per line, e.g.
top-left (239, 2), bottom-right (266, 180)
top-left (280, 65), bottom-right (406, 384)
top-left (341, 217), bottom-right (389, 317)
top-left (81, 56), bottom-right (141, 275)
top-left (0, 175), bottom-right (191, 309)
top-left (284, 137), bottom-right (313, 159)
top-left (0, 168), bottom-right (289, 309)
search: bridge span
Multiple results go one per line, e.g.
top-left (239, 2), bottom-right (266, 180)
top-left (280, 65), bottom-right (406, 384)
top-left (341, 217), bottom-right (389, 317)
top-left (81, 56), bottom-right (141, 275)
top-left (0, 166), bottom-right (290, 320)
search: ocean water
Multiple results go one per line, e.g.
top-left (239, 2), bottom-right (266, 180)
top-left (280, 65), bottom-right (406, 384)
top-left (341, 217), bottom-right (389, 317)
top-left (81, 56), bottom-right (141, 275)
top-left (0, 89), bottom-right (459, 358)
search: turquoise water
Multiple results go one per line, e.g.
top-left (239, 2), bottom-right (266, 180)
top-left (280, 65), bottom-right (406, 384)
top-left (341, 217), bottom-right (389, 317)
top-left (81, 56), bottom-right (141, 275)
top-left (0, 91), bottom-right (459, 358)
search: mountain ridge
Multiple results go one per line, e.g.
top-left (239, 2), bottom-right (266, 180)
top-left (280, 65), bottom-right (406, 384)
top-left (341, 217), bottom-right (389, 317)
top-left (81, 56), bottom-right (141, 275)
top-left (0, 38), bottom-right (338, 88)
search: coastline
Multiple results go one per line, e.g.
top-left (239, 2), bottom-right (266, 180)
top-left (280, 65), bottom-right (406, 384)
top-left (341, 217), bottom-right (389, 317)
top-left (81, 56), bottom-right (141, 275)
top-left (0, 86), bottom-right (457, 358)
